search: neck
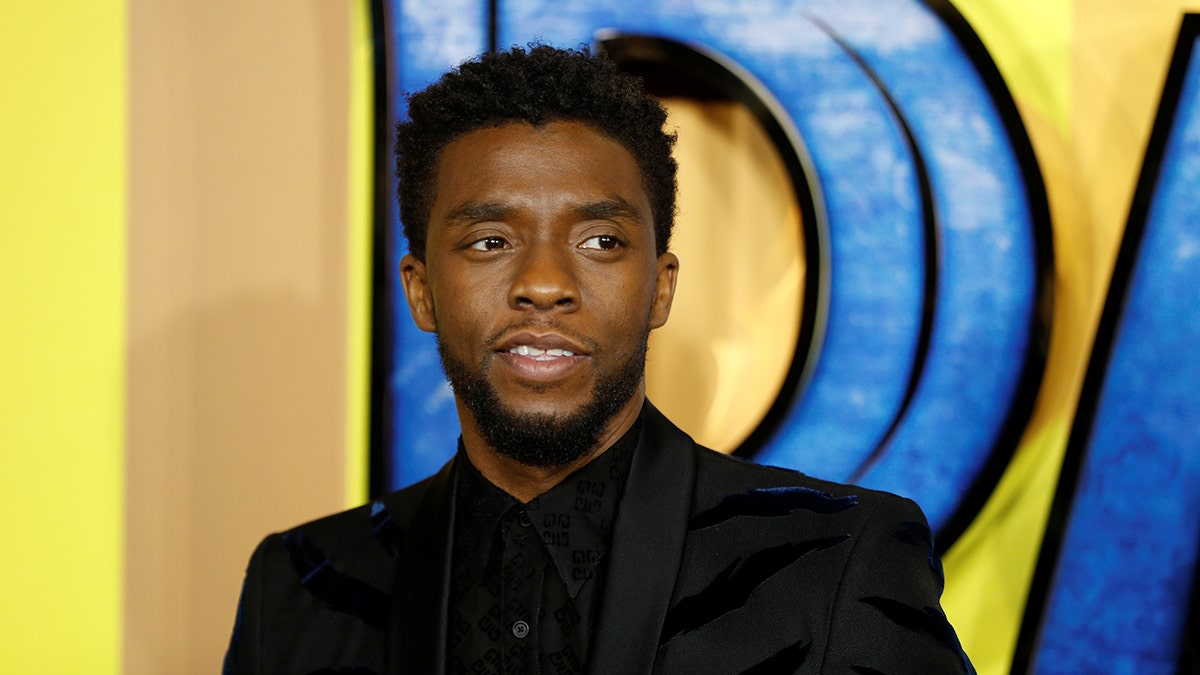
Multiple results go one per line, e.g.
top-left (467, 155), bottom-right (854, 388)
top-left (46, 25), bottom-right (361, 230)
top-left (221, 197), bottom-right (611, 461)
top-left (457, 392), bottom-right (644, 503)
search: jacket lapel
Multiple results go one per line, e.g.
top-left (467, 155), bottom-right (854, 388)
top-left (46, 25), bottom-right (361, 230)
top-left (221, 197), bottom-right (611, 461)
top-left (588, 401), bottom-right (696, 675)
top-left (386, 457), bottom-right (457, 675)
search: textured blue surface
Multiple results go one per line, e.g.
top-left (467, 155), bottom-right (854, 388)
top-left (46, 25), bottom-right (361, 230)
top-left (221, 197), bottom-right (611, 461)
top-left (385, 0), bottom-right (488, 489)
top-left (816, 6), bottom-right (1037, 525)
top-left (1031, 36), bottom-right (1200, 675)
top-left (495, 0), bottom-right (1040, 532)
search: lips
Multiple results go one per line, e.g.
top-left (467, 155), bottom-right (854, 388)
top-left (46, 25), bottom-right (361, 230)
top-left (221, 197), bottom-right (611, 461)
top-left (494, 330), bottom-right (588, 382)
top-left (508, 345), bottom-right (575, 359)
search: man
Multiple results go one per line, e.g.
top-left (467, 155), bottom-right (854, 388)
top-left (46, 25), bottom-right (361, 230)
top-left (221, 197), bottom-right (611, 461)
top-left (224, 44), bottom-right (972, 675)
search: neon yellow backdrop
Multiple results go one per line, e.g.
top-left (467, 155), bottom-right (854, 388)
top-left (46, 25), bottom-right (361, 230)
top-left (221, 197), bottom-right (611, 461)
top-left (0, 2), bottom-right (126, 672)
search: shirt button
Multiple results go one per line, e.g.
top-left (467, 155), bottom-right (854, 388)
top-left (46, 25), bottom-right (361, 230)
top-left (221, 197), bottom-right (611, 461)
top-left (516, 511), bottom-right (532, 527)
top-left (512, 620), bottom-right (530, 639)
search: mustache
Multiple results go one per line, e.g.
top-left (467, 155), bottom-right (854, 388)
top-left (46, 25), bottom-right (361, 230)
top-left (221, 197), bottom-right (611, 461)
top-left (482, 319), bottom-right (602, 353)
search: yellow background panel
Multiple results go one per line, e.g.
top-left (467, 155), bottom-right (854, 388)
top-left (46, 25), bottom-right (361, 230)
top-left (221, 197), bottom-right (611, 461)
top-left (346, 0), bottom-right (375, 507)
top-left (648, 99), bottom-right (803, 452)
top-left (944, 1), bottom-right (1200, 672)
top-left (0, 2), bottom-right (126, 672)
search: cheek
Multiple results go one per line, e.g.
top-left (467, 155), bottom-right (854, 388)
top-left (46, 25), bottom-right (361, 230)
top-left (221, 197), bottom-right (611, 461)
top-left (430, 273), bottom-right (504, 343)
top-left (592, 285), bottom-right (657, 333)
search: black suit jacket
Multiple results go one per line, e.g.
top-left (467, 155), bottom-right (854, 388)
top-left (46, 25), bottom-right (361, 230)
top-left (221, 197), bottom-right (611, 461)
top-left (224, 402), bottom-right (972, 674)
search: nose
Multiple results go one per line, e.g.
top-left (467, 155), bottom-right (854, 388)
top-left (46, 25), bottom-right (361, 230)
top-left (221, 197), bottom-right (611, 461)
top-left (508, 243), bottom-right (579, 312)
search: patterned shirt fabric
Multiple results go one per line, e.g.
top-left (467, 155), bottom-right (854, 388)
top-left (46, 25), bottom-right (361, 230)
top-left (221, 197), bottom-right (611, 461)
top-left (447, 423), bottom-right (639, 675)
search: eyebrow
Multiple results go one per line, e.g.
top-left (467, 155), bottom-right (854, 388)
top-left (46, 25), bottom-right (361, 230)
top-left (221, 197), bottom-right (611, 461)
top-left (442, 197), bottom-right (645, 226)
top-left (442, 202), bottom-right (513, 225)
top-left (572, 197), bottom-right (644, 223)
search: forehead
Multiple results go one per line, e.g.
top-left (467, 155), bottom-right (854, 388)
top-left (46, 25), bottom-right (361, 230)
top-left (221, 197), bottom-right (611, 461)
top-left (430, 120), bottom-right (650, 222)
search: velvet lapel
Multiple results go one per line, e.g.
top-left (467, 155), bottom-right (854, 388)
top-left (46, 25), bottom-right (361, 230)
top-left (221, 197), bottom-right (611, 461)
top-left (386, 457), bottom-right (457, 675)
top-left (588, 401), bottom-right (696, 675)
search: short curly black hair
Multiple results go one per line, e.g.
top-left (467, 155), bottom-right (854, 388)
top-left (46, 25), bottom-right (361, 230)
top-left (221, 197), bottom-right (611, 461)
top-left (394, 44), bottom-right (677, 261)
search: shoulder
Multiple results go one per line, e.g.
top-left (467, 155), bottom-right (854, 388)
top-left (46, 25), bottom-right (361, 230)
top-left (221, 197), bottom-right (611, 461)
top-left (234, 472), bottom-right (441, 627)
top-left (252, 472), bottom-right (436, 580)
top-left (638, 403), bottom-right (922, 555)
top-left (638, 404), bottom-right (922, 546)
top-left (690, 443), bottom-right (911, 519)
top-left (685, 444), bottom-right (938, 601)
top-left (223, 475), bottom-right (442, 674)
top-left (666, 445), bottom-right (969, 674)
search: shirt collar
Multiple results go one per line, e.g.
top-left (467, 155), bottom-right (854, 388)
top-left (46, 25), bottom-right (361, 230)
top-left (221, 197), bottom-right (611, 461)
top-left (454, 417), bottom-right (641, 597)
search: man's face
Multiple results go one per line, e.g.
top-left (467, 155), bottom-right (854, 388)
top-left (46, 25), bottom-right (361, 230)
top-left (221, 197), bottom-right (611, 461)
top-left (400, 120), bottom-right (678, 466)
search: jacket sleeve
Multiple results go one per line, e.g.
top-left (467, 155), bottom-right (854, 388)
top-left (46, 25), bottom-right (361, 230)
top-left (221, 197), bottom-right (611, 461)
top-left (819, 496), bottom-right (974, 674)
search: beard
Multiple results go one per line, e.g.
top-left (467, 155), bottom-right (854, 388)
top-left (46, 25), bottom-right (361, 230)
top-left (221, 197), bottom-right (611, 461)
top-left (436, 326), bottom-right (648, 467)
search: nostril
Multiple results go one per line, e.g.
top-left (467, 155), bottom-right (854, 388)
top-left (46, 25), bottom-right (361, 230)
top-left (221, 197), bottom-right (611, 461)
top-left (508, 251), bottom-right (580, 310)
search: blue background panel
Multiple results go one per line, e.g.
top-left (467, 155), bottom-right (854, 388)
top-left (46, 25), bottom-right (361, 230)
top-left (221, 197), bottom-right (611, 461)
top-left (1030, 26), bottom-right (1200, 674)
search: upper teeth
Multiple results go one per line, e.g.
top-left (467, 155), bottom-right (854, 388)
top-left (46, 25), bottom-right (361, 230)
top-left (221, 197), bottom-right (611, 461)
top-left (510, 345), bottom-right (575, 358)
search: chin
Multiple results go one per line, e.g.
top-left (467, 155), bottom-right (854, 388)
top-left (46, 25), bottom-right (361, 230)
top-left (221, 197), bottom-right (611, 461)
top-left (437, 329), bottom-right (649, 467)
top-left (499, 393), bottom-right (590, 420)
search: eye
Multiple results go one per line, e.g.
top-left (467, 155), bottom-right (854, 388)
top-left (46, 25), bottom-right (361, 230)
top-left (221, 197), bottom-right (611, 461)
top-left (468, 236), bottom-right (509, 251)
top-left (580, 234), bottom-right (622, 251)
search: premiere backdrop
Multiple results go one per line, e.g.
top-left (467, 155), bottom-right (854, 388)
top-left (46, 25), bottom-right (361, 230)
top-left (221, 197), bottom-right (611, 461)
top-left (375, 2), bottom-right (1199, 674)
top-left (1, 1), bottom-right (1197, 673)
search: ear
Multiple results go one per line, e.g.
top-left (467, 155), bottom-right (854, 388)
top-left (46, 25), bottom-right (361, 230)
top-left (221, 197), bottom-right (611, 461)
top-left (400, 253), bottom-right (437, 333)
top-left (649, 251), bottom-right (679, 330)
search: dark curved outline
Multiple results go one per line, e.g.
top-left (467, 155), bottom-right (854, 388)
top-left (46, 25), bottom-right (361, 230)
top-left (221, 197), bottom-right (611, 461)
top-left (918, 0), bottom-right (1056, 552)
top-left (368, 0), bottom-right (398, 499)
top-left (801, 16), bottom-right (942, 488)
top-left (1009, 14), bottom-right (1200, 675)
top-left (594, 33), bottom-right (831, 464)
top-left (1181, 573), bottom-right (1200, 673)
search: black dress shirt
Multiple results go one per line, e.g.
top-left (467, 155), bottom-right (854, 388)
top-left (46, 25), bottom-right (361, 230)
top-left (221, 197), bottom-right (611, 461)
top-left (447, 424), bottom-right (639, 675)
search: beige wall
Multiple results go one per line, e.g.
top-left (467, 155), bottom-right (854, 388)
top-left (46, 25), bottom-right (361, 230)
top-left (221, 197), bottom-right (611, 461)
top-left (126, 2), bottom-right (358, 671)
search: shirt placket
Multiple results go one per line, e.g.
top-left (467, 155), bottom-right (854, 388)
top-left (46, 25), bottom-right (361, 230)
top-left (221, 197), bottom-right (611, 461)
top-left (500, 506), bottom-right (543, 674)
